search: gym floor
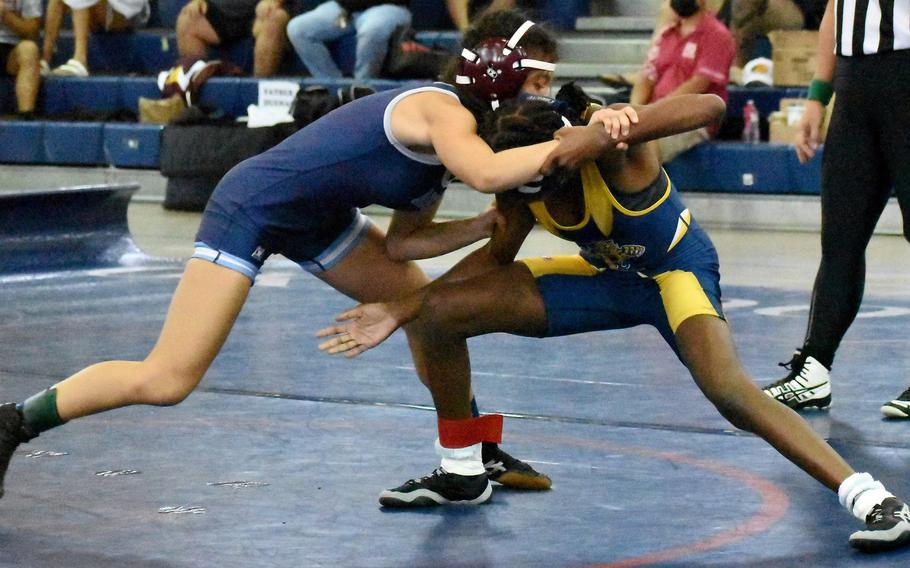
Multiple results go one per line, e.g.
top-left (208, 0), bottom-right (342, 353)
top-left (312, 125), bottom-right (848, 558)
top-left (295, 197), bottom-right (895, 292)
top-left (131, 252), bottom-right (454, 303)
top-left (1, 202), bottom-right (909, 567)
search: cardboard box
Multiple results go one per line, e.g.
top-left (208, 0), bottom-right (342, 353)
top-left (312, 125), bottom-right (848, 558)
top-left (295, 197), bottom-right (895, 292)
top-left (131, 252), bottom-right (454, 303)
top-left (769, 111), bottom-right (798, 144)
top-left (768, 30), bottom-right (819, 86)
top-left (768, 95), bottom-right (835, 144)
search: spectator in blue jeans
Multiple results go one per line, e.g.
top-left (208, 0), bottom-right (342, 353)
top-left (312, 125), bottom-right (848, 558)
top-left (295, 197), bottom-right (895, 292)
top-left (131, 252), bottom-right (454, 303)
top-left (287, 0), bottom-right (411, 79)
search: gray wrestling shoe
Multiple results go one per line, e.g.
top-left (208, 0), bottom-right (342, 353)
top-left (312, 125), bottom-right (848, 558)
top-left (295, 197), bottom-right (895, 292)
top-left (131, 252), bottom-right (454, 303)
top-left (849, 497), bottom-right (910, 552)
top-left (379, 467), bottom-right (492, 508)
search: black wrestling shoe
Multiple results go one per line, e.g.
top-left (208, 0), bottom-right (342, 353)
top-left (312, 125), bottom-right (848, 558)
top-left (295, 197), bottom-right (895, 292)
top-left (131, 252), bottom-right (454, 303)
top-left (482, 442), bottom-right (552, 490)
top-left (881, 386), bottom-right (910, 419)
top-left (0, 403), bottom-right (37, 499)
top-left (378, 468), bottom-right (492, 508)
top-left (761, 350), bottom-right (831, 410)
top-left (849, 497), bottom-right (910, 552)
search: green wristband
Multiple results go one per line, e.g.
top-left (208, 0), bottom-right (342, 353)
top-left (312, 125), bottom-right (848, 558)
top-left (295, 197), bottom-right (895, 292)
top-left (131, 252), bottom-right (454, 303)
top-left (807, 79), bottom-right (834, 105)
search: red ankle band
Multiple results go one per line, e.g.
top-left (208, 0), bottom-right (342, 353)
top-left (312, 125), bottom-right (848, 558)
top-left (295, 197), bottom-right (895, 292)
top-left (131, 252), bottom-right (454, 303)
top-left (438, 414), bottom-right (503, 448)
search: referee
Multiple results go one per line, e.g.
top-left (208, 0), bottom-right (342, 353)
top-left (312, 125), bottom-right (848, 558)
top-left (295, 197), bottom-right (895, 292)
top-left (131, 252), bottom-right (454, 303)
top-left (762, 0), bottom-right (910, 417)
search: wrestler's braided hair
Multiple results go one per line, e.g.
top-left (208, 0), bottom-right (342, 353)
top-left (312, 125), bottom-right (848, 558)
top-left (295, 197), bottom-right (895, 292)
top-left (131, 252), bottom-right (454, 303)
top-left (480, 83), bottom-right (592, 150)
top-left (479, 83), bottom-right (594, 193)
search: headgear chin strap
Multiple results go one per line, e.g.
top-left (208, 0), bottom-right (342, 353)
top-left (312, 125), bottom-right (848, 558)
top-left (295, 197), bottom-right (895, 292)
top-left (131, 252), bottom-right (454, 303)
top-left (455, 20), bottom-right (556, 109)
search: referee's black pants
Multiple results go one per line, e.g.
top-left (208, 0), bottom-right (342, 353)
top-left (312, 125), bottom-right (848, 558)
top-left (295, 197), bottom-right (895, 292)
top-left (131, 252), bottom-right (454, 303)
top-left (802, 49), bottom-right (910, 368)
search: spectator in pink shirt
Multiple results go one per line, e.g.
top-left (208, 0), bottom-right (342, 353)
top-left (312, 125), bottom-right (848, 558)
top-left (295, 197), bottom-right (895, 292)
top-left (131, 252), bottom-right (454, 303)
top-left (632, 0), bottom-right (734, 162)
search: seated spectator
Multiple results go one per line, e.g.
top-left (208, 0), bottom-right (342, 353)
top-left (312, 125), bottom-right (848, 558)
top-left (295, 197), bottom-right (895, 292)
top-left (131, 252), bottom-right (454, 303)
top-left (287, 1), bottom-right (411, 80)
top-left (634, 0), bottom-right (734, 162)
top-left (656, 0), bottom-right (803, 67)
top-left (729, 0), bottom-right (804, 66)
top-left (42, 0), bottom-right (150, 76)
top-left (176, 0), bottom-right (296, 77)
top-left (1, 0), bottom-right (41, 117)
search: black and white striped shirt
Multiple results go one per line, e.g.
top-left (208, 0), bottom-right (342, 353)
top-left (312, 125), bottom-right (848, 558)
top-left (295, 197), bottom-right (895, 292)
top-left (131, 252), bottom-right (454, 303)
top-left (836, 0), bottom-right (910, 55)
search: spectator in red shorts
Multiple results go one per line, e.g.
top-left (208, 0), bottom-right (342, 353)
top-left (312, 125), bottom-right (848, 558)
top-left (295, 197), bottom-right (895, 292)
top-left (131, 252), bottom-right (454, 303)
top-left (632, 0), bottom-right (734, 162)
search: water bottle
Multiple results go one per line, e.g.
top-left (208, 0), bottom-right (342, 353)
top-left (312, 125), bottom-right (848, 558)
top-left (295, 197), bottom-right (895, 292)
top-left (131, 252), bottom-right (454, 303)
top-left (742, 99), bottom-right (760, 144)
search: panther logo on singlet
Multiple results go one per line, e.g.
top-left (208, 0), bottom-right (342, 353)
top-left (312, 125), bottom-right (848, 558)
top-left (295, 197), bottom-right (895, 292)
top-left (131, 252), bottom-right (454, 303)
top-left (582, 240), bottom-right (646, 271)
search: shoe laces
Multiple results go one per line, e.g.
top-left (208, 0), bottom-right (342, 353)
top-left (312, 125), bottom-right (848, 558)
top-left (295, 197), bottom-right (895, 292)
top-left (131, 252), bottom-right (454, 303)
top-left (777, 349), bottom-right (805, 372)
top-left (765, 350), bottom-right (809, 389)
top-left (407, 468), bottom-right (446, 485)
top-left (867, 503), bottom-right (885, 525)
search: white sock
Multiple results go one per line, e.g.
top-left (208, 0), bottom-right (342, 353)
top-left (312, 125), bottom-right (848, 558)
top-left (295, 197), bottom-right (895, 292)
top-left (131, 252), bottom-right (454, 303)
top-left (838, 472), bottom-right (894, 522)
top-left (435, 439), bottom-right (485, 476)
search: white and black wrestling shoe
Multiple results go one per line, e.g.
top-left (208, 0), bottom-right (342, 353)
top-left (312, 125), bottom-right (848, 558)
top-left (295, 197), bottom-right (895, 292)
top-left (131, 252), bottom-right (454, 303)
top-left (849, 497), bottom-right (910, 552)
top-left (881, 386), bottom-right (910, 419)
top-left (762, 351), bottom-right (831, 410)
top-left (379, 468), bottom-right (492, 508)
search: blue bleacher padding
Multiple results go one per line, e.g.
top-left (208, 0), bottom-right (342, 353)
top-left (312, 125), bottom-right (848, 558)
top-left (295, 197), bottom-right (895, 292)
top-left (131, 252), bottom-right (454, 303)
top-left (0, 78), bottom-right (15, 114)
top-left (414, 30), bottom-right (460, 52)
top-left (667, 142), bottom-right (823, 194)
top-left (131, 32), bottom-right (179, 74)
top-left (39, 76), bottom-right (425, 119)
top-left (538, 0), bottom-right (589, 29)
top-left (43, 122), bottom-right (105, 164)
top-left (711, 143), bottom-right (794, 193)
top-left (103, 123), bottom-right (162, 168)
top-left (88, 33), bottom-right (143, 74)
top-left (44, 77), bottom-right (122, 116)
top-left (410, 0), bottom-right (453, 30)
top-left (329, 33), bottom-right (357, 76)
top-left (120, 77), bottom-right (161, 113)
top-left (664, 143), bottom-right (716, 190)
top-left (0, 122), bottom-right (44, 163)
top-left (146, 0), bottom-right (163, 28)
top-left (786, 145), bottom-right (823, 195)
top-left (198, 77), bottom-right (242, 116)
top-left (156, 0), bottom-right (183, 28)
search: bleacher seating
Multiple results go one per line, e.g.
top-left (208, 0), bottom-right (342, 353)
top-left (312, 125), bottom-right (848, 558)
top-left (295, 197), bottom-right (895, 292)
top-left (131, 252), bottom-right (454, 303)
top-left (0, 0), bottom-right (823, 195)
top-left (665, 142), bottom-right (823, 195)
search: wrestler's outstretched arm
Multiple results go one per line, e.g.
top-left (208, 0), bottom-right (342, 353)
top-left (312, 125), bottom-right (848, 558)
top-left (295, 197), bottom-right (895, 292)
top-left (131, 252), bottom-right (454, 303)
top-left (316, 192), bottom-right (535, 357)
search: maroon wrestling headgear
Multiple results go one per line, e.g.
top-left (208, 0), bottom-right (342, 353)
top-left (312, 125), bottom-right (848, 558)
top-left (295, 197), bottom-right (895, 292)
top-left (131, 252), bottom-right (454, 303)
top-left (455, 20), bottom-right (557, 109)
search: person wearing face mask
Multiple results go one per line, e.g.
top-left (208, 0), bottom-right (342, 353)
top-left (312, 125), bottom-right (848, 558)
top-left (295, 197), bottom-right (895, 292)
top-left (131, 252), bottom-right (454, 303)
top-left (633, 0), bottom-right (734, 163)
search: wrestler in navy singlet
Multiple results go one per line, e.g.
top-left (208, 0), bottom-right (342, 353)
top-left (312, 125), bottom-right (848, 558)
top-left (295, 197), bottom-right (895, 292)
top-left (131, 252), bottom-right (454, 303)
top-left (194, 83), bottom-right (461, 279)
top-left (520, 162), bottom-right (724, 355)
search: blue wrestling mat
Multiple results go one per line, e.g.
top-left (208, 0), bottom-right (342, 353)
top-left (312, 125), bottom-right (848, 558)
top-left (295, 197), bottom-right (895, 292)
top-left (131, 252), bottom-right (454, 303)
top-left (2, 255), bottom-right (909, 567)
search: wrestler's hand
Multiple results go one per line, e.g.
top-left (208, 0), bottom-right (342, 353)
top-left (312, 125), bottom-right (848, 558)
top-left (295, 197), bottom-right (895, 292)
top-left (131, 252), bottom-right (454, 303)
top-left (587, 106), bottom-right (639, 141)
top-left (316, 303), bottom-right (401, 357)
top-left (471, 204), bottom-right (506, 239)
top-left (540, 124), bottom-right (624, 174)
top-left (794, 100), bottom-right (825, 164)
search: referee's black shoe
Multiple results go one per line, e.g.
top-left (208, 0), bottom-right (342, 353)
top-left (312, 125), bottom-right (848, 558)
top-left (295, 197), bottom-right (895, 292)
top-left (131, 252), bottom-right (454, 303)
top-left (849, 497), bottom-right (910, 552)
top-left (379, 468), bottom-right (492, 508)
top-left (0, 403), bottom-right (37, 499)
top-left (482, 442), bottom-right (552, 490)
